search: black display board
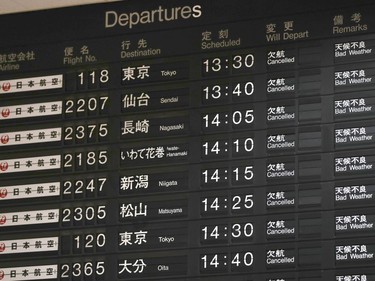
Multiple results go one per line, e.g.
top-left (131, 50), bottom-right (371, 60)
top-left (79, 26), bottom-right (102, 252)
top-left (1, 0), bottom-right (375, 280)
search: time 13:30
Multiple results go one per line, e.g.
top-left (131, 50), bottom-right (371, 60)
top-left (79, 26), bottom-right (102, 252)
top-left (202, 54), bottom-right (255, 75)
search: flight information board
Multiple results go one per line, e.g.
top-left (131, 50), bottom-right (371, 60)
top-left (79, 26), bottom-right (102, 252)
top-left (1, 0), bottom-right (375, 280)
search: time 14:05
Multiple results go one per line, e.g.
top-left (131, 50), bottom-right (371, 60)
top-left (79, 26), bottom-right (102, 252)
top-left (202, 109), bottom-right (254, 132)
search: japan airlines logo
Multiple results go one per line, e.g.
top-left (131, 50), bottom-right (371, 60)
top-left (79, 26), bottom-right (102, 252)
top-left (0, 270), bottom-right (4, 280)
top-left (1, 108), bottom-right (10, 118)
top-left (0, 215), bottom-right (6, 225)
top-left (0, 135), bottom-right (9, 145)
top-left (0, 243), bottom-right (5, 252)
top-left (1, 82), bottom-right (10, 92)
top-left (0, 189), bottom-right (7, 198)
top-left (0, 162), bottom-right (8, 172)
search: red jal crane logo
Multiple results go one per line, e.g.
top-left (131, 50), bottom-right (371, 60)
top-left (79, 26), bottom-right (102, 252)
top-left (0, 135), bottom-right (9, 145)
top-left (1, 82), bottom-right (11, 92)
top-left (1, 108), bottom-right (10, 118)
top-left (0, 243), bottom-right (5, 252)
top-left (0, 188), bottom-right (8, 198)
top-left (0, 162), bottom-right (8, 172)
top-left (0, 189), bottom-right (7, 198)
top-left (0, 215), bottom-right (6, 225)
